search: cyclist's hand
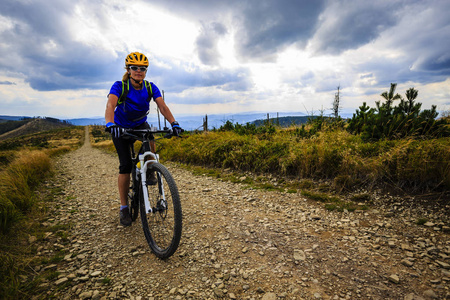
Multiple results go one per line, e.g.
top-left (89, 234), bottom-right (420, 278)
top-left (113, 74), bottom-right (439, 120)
top-left (171, 121), bottom-right (184, 136)
top-left (105, 122), bottom-right (124, 138)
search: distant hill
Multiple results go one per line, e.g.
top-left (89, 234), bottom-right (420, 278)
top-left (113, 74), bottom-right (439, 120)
top-left (0, 115), bottom-right (32, 122)
top-left (1, 111), bottom-right (319, 131)
top-left (252, 116), bottom-right (319, 127)
top-left (65, 117), bottom-right (105, 126)
top-left (0, 118), bottom-right (72, 141)
top-left (0, 119), bottom-right (33, 134)
top-left (61, 112), bottom-right (310, 130)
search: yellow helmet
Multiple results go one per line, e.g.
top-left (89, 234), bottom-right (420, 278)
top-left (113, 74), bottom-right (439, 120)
top-left (125, 52), bottom-right (149, 67)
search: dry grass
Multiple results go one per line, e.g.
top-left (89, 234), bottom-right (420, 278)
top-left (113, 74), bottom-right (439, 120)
top-left (0, 151), bottom-right (52, 233)
top-left (158, 128), bottom-right (450, 193)
top-left (91, 140), bottom-right (115, 153)
top-left (0, 126), bottom-right (84, 298)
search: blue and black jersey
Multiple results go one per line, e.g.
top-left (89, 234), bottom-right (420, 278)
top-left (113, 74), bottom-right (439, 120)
top-left (108, 80), bottom-right (162, 128)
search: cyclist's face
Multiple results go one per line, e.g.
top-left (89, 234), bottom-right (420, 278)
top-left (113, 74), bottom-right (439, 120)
top-left (129, 66), bottom-right (147, 80)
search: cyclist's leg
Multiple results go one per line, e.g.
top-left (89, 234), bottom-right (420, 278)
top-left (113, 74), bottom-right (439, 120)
top-left (118, 174), bottom-right (130, 206)
top-left (112, 137), bottom-right (134, 201)
top-left (150, 140), bottom-right (156, 152)
top-left (112, 137), bottom-right (134, 225)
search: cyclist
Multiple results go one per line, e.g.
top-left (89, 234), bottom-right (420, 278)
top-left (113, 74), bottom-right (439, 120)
top-left (105, 51), bottom-right (183, 227)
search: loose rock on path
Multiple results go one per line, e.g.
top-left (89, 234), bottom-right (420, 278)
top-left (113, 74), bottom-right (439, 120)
top-left (35, 127), bottom-right (449, 299)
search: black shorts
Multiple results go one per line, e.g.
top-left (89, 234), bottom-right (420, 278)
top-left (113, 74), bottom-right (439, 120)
top-left (112, 122), bottom-right (149, 174)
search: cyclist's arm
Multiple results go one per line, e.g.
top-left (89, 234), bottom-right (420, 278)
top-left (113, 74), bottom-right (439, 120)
top-left (154, 96), bottom-right (176, 124)
top-left (105, 94), bottom-right (118, 124)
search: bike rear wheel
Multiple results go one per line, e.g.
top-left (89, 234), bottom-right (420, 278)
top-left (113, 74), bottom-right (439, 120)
top-left (139, 163), bottom-right (182, 259)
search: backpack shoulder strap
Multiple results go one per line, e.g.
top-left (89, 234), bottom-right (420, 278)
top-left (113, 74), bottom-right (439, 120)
top-left (117, 80), bottom-right (129, 105)
top-left (144, 80), bottom-right (153, 101)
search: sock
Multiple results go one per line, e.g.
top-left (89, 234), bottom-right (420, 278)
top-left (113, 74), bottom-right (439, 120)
top-left (120, 205), bottom-right (128, 210)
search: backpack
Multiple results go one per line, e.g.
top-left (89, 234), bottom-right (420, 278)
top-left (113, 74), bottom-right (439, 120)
top-left (117, 79), bottom-right (153, 105)
top-left (117, 80), bottom-right (154, 121)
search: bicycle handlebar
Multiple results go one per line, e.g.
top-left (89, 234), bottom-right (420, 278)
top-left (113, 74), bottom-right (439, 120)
top-left (122, 127), bottom-right (175, 140)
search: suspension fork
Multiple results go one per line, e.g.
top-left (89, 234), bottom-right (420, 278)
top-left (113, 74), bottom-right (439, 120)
top-left (138, 151), bottom-right (166, 213)
top-left (140, 174), bottom-right (153, 214)
top-left (156, 172), bottom-right (167, 211)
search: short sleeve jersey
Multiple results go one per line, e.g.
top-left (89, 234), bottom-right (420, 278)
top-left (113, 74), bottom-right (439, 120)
top-left (108, 80), bottom-right (162, 128)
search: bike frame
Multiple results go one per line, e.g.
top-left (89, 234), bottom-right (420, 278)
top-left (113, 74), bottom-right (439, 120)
top-left (124, 128), bottom-right (172, 215)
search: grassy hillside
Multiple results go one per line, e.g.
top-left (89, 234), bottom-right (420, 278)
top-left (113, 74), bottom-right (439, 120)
top-left (0, 126), bottom-right (84, 298)
top-left (0, 118), bottom-right (72, 141)
top-left (0, 126), bottom-right (84, 230)
top-left (156, 126), bottom-right (449, 194)
top-left (0, 126), bottom-right (84, 231)
top-left (0, 119), bottom-right (32, 134)
top-left (90, 121), bottom-right (449, 196)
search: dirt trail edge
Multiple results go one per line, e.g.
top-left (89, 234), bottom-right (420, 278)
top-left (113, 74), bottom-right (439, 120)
top-left (42, 127), bottom-right (448, 300)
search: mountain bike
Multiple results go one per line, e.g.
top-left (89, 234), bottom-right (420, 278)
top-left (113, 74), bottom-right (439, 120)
top-left (123, 127), bottom-right (182, 259)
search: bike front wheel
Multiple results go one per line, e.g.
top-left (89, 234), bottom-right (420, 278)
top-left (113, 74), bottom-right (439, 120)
top-left (139, 163), bottom-right (182, 259)
top-left (129, 168), bottom-right (139, 221)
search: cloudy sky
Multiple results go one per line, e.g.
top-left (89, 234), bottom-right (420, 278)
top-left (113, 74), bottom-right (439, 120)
top-left (1, 0), bottom-right (449, 121)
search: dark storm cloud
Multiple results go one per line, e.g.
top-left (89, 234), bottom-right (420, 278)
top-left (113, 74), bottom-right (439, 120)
top-left (402, 1), bottom-right (450, 76)
top-left (0, 0), bottom-right (120, 91)
top-left (347, 0), bottom-right (450, 86)
top-left (148, 0), bottom-right (326, 62)
top-left (310, 1), bottom-right (403, 55)
top-left (147, 0), bottom-right (404, 61)
top-left (234, 0), bottom-right (326, 62)
top-left (1, 1), bottom-right (72, 40)
top-left (22, 47), bottom-right (122, 91)
top-left (0, 0), bottom-right (252, 93)
top-left (182, 0), bottom-right (449, 95)
top-left (150, 0), bottom-right (450, 82)
top-left (1, 0), bottom-right (449, 96)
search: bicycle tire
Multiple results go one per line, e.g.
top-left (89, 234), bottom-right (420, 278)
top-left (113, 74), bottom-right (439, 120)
top-left (139, 163), bottom-right (182, 259)
top-left (129, 167), bottom-right (139, 221)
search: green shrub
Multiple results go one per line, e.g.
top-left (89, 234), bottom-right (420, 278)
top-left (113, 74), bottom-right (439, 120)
top-left (347, 85), bottom-right (449, 141)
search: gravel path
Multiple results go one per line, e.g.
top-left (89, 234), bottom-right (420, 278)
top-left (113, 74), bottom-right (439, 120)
top-left (37, 127), bottom-right (449, 299)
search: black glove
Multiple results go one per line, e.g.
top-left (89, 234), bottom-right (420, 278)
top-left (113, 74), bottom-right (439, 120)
top-left (171, 121), bottom-right (183, 136)
top-left (105, 122), bottom-right (124, 138)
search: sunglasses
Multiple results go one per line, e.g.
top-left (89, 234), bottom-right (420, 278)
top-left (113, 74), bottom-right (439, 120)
top-left (129, 66), bottom-right (148, 72)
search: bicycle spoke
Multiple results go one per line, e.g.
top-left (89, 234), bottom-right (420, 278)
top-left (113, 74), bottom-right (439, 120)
top-left (140, 163), bottom-right (182, 259)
